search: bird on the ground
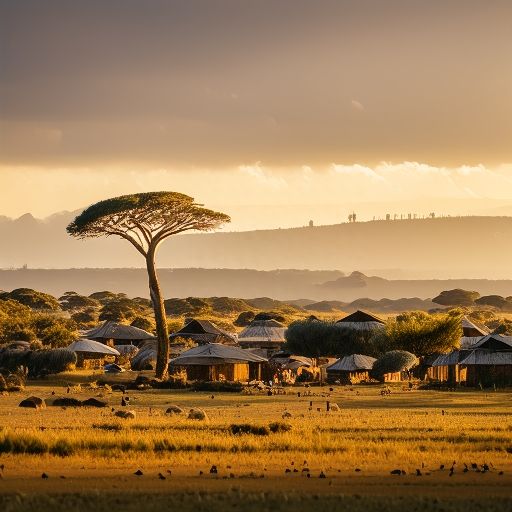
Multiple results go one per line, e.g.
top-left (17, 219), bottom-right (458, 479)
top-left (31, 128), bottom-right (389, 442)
top-left (158, 473), bottom-right (166, 480)
top-left (390, 469), bottom-right (402, 475)
top-left (121, 397), bottom-right (126, 407)
top-left (416, 469), bottom-right (422, 476)
top-left (439, 464), bottom-right (445, 470)
top-left (134, 469), bottom-right (143, 476)
top-left (41, 473), bottom-right (49, 479)
top-left (166, 470), bottom-right (172, 475)
top-left (319, 471), bottom-right (326, 478)
top-left (210, 465), bottom-right (218, 474)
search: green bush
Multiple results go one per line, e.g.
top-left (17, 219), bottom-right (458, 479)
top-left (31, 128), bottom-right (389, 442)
top-left (370, 350), bottom-right (418, 382)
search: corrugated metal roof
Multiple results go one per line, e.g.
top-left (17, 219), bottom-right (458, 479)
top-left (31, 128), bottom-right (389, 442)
top-left (459, 350), bottom-right (512, 365)
top-left (460, 336), bottom-right (485, 349)
top-left (461, 317), bottom-right (488, 336)
top-left (470, 334), bottom-right (512, 349)
top-left (431, 351), bottom-right (463, 367)
top-left (327, 354), bottom-right (377, 372)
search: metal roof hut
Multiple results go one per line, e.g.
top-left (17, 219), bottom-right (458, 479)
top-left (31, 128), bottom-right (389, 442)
top-left (170, 343), bottom-right (267, 382)
top-left (326, 354), bottom-right (377, 384)
top-left (461, 316), bottom-right (488, 337)
top-left (169, 319), bottom-right (237, 346)
top-left (429, 334), bottom-right (512, 386)
top-left (237, 319), bottom-right (287, 354)
top-left (68, 338), bottom-right (120, 369)
top-left (86, 321), bottom-right (155, 347)
top-left (336, 310), bottom-right (385, 331)
top-left (459, 335), bottom-right (512, 387)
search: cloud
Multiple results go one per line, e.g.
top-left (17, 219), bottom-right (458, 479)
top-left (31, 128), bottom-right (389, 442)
top-left (330, 163), bottom-right (384, 181)
top-left (351, 99), bottom-right (365, 112)
top-left (238, 163), bottom-right (288, 189)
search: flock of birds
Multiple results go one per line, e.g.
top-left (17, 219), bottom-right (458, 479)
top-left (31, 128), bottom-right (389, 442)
top-left (0, 459), bottom-right (503, 481)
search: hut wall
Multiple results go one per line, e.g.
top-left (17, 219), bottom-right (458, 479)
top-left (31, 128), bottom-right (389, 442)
top-left (185, 363), bottom-right (249, 382)
top-left (75, 352), bottom-right (113, 369)
top-left (465, 365), bottom-right (512, 387)
top-left (326, 370), bottom-right (370, 384)
top-left (427, 365), bottom-right (466, 384)
top-left (383, 372), bottom-right (401, 382)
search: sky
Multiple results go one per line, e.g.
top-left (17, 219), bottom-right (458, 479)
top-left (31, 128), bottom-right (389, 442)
top-left (1, 0), bottom-right (512, 230)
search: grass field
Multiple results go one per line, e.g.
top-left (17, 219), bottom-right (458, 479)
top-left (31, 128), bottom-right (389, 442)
top-left (1, 372), bottom-right (511, 511)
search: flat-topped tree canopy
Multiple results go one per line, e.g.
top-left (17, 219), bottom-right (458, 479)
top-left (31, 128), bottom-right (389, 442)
top-left (67, 192), bottom-right (230, 255)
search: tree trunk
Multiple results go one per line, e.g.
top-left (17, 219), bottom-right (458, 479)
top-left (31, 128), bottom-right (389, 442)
top-left (146, 248), bottom-right (169, 379)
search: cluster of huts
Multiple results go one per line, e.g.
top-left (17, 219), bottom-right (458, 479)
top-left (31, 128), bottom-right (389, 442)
top-left (63, 309), bottom-right (512, 388)
top-left (427, 317), bottom-right (512, 387)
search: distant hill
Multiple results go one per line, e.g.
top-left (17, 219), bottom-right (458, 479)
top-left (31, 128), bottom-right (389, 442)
top-left (2, 213), bottom-right (512, 278)
top-left (3, 268), bottom-right (512, 303)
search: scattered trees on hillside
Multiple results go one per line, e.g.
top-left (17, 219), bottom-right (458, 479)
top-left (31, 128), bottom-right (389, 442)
top-left (0, 288), bottom-right (61, 310)
top-left (0, 300), bottom-right (78, 347)
top-left (59, 292), bottom-right (100, 311)
top-left (67, 192), bottom-right (230, 378)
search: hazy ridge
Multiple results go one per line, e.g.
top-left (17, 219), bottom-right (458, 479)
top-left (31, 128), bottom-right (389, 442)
top-left (2, 213), bottom-right (512, 279)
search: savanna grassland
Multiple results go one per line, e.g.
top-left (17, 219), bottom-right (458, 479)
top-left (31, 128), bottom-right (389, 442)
top-left (1, 373), bottom-right (511, 512)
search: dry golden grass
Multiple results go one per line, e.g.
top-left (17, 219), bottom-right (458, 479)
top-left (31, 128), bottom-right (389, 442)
top-left (1, 374), bottom-right (511, 511)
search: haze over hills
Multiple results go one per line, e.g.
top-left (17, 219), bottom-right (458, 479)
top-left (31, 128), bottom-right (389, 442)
top-left (2, 268), bottom-right (512, 304)
top-left (2, 213), bottom-right (512, 279)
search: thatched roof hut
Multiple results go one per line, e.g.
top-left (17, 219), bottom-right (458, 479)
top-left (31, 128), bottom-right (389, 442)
top-left (170, 343), bottom-right (267, 382)
top-left (68, 338), bottom-right (120, 355)
top-left (169, 319), bottom-right (237, 345)
top-left (86, 321), bottom-right (155, 346)
top-left (67, 338), bottom-right (120, 369)
top-left (237, 319), bottom-right (286, 350)
top-left (336, 310), bottom-right (385, 331)
top-left (326, 353), bottom-right (376, 384)
top-left (327, 353), bottom-right (376, 372)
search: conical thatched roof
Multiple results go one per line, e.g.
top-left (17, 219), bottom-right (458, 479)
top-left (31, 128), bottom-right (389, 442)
top-left (86, 321), bottom-right (155, 341)
top-left (170, 343), bottom-right (267, 366)
top-left (68, 338), bottom-right (120, 355)
top-left (336, 310), bottom-right (385, 331)
top-left (169, 319), bottom-right (237, 345)
top-left (238, 319), bottom-right (286, 345)
top-left (461, 316), bottom-right (488, 337)
top-left (327, 354), bottom-right (376, 372)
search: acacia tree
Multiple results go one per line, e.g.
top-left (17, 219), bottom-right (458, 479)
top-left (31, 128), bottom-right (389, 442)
top-left (67, 192), bottom-right (230, 378)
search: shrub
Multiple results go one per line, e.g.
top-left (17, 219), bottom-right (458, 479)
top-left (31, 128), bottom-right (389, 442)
top-left (370, 350), bottom-right (418, 382)
top-left (27, 348), bottom-right (77, 377)
top-left (269, 422), bottom-right (292, 433)
top-left (230, 424), bottom-right (270, 436)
